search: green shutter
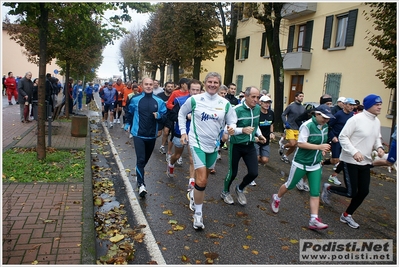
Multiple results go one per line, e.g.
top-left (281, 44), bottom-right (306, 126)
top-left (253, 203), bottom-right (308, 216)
top-left (236, 75), bottom-right (243, 92)
top-left (244, 36), bottom-right (250, 59)
top-left (236, 39), bottom-right (241, 60)
top-left (325, 73), bottom-right (342, 103)
top-left (260, 32), bottom-right (267, 57)
top-left (261, 75), bottom-right (271, 91)
top-left (303, 20), bottom-right (313, 52)
top-left (323, 15), bottom-right (333, 50)
top-left (287, 25), bottom-right (295, 52)
top-left (345, 9), bottom-right (358, 47)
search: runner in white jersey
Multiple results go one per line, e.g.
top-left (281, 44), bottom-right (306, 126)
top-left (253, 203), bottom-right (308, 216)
top-left (178, 72), bottom-right (237, 230)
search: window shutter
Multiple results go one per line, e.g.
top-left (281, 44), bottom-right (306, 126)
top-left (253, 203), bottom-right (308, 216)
top-left (236, 75), bottom-right (244, 92)
top-left (236, 39), bottom-right (241, 60)
top-left (345, 9), bottom-right (358, 47)
top-left (260, 32), bottom-right (267, 57)
top-left (323, 15), bottom-right (333, 49)
top-left (244, 37), bottom-right (250, 59)
top-left (287, 25), bottom-right (295, 52)
top-left (261, 75), bottom-right (271, 91)
top-left (303, 20), bottom-right (313, 52)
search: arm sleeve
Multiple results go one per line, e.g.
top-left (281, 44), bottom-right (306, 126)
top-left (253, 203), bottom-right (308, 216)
top-left (281, 106), bottom-right (289, 123)
top-left (178, 98), bottom-right (192, 135)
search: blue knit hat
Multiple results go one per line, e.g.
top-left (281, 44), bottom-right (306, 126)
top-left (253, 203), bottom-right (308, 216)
top-left (363, 94), bottom-right (382, 110)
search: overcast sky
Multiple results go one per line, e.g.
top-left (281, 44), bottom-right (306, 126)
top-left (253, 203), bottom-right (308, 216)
top-left (2, 5), bottom-right (150, 79)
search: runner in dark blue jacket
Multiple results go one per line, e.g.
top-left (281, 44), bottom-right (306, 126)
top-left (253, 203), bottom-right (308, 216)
top-left (124, 78), bottom-right (167, 197)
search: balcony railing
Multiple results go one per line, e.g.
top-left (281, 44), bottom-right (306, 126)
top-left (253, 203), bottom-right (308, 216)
top-left (282, 3), bottom-right (317, 20)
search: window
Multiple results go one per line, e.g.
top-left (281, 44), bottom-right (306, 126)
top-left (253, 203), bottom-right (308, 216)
top-left (323, 73), bottom-right (342, 103)
top-left (287, 20), bottom-right (313, 52)
top-left (297, 25), bottom-right (306, 52)
top-left (236, 37), bottom-right (250, 60)
top-left (260, 32), bottom-right (269, 57)
top-left (323, 9), bottom-right (358, 50)
top-left (261, 74), bottom-right (271, 91)
top-left (236, 75), bottom-right (244, 92)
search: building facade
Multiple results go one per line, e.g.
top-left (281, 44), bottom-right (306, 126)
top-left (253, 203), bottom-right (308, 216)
top-left (233, 2), bottom-right (395, 141)
top-left (2, 29), bottom-right (63, 84)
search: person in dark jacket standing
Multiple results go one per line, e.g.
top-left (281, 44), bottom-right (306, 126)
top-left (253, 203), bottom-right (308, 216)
top-left (17, 72), bottom-right (34, 123)
top-left (124, 77), bottom-right (167, 197)
top-left (225, 83), bottom-right (238, 106)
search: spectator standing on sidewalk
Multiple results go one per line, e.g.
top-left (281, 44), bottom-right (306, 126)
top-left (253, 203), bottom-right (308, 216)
top-left (17, 71), bottom-right (34, 123)
top-left (326, 98), bottom-right (356, 185)
top-left (31, 78), bottom-right (39, 121)
top-left (73, 80), bottom-right (83, 111)
top-left (3, 74), bottom-right (7, 96)
top-left (280, 91), bottom-right (305, 164)
top-left (179, 72), bottom-right (236, 230)
top-left (271, 104), bottom-right (334, 230)
top-left (220, 86), bottom-right (266, 206)
top-left (5, 71), bottom-right (18, 105)
top-left (124, 77), bottom-right (167, 197)
top-left (321, 94), bottom-right (385, 229)
top-left (85, 82), bottom-right (95, 106)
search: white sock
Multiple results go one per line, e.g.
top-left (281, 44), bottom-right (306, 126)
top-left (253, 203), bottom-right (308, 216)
top-left (310, 214), bottom-right (318, 220)
top-left (195, 203), bottom-right (203, 215)
top-left (274, 194), bottom-right (281, 201)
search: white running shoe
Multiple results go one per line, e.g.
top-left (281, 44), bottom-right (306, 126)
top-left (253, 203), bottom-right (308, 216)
top-left (340, 213), bottom-right (359, 229)
top-left (249, 180), bottom-right (257, 186)
top-left (309, 218), bottom-right (328, 230)
top-left (193, 213), bottom-right (204, 229)
top-left (177, 157), bottom-right (183, 165)
top-left (220, 191), bottom-right (234, 205)
top-left (271, 194), bottom-right (280, 213)
top-left (116, 119), bottom-right (120, 124)
top-left (138, 185), bottom-right (147, 197)
top-left (328, 175), bottom-right (341, 185)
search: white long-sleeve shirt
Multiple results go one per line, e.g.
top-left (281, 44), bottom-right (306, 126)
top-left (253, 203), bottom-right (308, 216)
top-left (339, 110), bottom-right (383, 165)
top-left (178, 92), bottom-right (237, 153)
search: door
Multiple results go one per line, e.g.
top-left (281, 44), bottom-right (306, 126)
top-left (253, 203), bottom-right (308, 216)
top-left (289, 75), bottom-right (304, 103)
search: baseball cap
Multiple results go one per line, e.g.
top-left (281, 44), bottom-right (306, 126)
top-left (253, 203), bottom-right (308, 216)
top-left (337, 97), bottom-right (346, 102)
top-left (315, 104), bottom-right (335, 119)
top-left (259, 95), bottom-right (272, 102)
top-left (344, 98), bottom-right (356, 105)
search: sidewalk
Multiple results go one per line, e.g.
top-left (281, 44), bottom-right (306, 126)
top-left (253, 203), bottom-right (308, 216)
top-left (2, 99), bottom-right (98, 264)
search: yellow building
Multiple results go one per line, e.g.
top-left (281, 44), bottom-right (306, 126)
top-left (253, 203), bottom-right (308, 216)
top-left (233, 2), bottom-right (395, 141)
top-left (2, 29), bottom-right (63, 83)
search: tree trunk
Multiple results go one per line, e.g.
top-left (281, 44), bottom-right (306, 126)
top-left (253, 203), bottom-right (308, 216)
top-left (172, 60), bottom-right (180, 84)
top-left (37, 3), bottom-right (48, 160)
top-left (193, 57), bottom-right (201, 80)
top-left (65, 61), bottom-right (71, 119)
top-left (221, 3), bottom-right (237, 85)
top-left (159, 63), bottom-right (165, 86)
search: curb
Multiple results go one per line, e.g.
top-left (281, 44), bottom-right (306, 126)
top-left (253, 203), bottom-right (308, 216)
top-left (81, 120), bottom-right (96, 264)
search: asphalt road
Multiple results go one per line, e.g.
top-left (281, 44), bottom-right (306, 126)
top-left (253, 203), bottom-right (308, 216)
top-left (92, 109), bottom-right (397, 265)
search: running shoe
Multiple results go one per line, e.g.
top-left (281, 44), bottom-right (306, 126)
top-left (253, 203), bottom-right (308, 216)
top-left (187, 190), bottom-right (195, 211)
top-left (193, 213), bottom-right (204, 229)
top-left (271, 194), bottom-right (280, 213)
top-left (303, 181), bottom-right (310, 192)
top-left (165, 153), bottom-right (171, 163)
top-left (109, 122), bottom-right (113, 129)
top-left (116, 119), bottom-right (120, 124)
top-left (309, 218), bottom-right (328, 230)
top-left (177, 157), bottom-right (183, 165)
top-left (296, 179), bottom-right (304, 191)
top-left (113, 119), bottom-right (117, 123)
top-left (321, 183), bottom-right (331, 205)
top-left (159, 145), bottom-right (166, 154)
top-left (138, 185), bottom-right (147, 197)
top-left (281, 155), bottom-right (290, 164)
top-left (328, 175), bottom-right (341, 185)
top-left (235, 185), bottom-right (247, 206)
top-left (187, 178), bottom-right (195, 191)
top-left (166, 163), bottom-right (174, 178)
top-left (249, 180), bottom-right (257, 186)
top-left (221, 191), bottom-right (234, 205)
top-left (340, 213), bottom-right (359, 229)
top-left (222, 143), bottom-right (228, 150)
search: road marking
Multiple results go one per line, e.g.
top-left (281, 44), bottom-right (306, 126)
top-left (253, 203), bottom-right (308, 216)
top-left (102, 122), bottom-right (167, 265)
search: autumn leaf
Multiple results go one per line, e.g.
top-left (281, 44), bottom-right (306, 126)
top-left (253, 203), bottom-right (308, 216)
top-left (289, 239), bottom-right (299, 244)
top-left (39, 218), bottom-right (56, 224)
top-left (172, 224), bottom-right (185, 231)
top-left (206, 233), bottom-right (220, 238)
top-left (281, 245), bottom-right (289, 250)
top-left (32, 260), bottom-right (38, 265)
top-left (236, 211), bottom-right (248, 217)
top-left (243, 245), bottom-right (250, 250)
top-left (162, 210), bottom-right (173, 216)
top-left (110, 234), bottom-right (124, 243)
top-left (168, 220), bottom-right (178, 224)
top-left (252, 250), bottom-right (259, 255)
top-left (181, 255), bottom-right (190, 263)
top-left (204, 251), bottom-right (219, 260)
